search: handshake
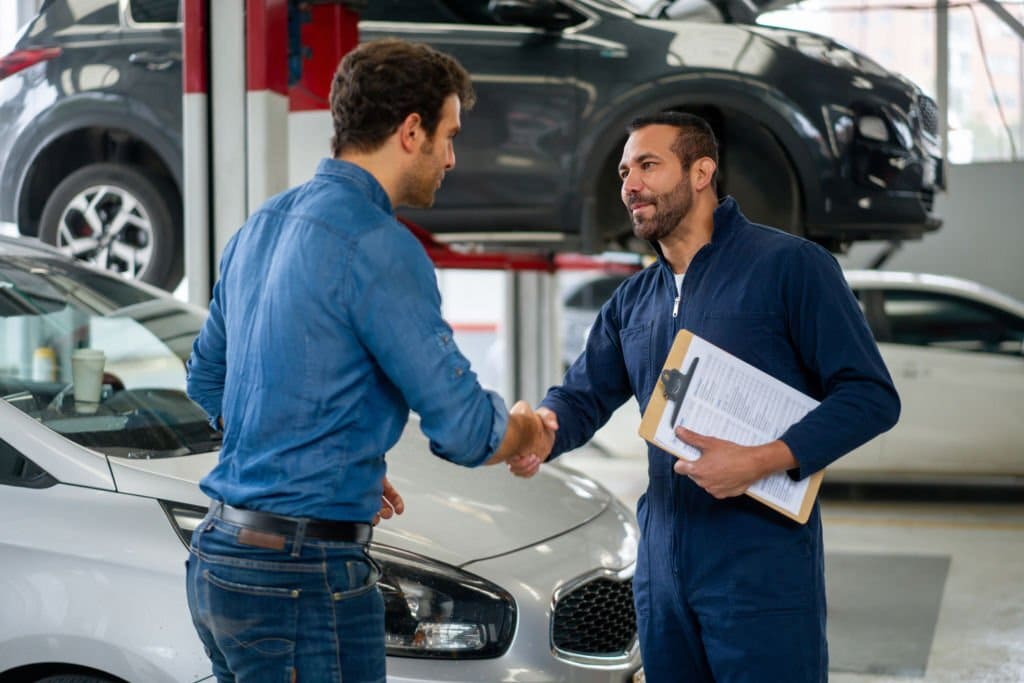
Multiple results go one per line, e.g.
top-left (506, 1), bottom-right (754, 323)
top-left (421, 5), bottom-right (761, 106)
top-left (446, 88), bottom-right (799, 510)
top-left (494, 400), bottom-right (559, 479)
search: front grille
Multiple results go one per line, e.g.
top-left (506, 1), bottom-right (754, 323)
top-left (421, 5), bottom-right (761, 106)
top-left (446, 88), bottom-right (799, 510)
top-left (552, 577), bottom-right (636, 657)
top-left (918, 95), bottom-right (939, 136)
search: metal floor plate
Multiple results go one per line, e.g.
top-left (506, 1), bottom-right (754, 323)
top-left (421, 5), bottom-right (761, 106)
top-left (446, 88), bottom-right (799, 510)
top-left (827, 552), bottom-right (951, 677)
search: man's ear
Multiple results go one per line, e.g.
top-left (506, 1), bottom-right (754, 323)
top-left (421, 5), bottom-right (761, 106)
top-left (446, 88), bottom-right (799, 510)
top-left (691, 157), bottom-right (717, 192)
top-left (397, 112), bottom-right (424, 153)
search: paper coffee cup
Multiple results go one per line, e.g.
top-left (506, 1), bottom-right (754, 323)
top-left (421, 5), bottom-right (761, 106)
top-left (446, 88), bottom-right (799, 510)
top-left (72, 348), bottom-right (106, 409)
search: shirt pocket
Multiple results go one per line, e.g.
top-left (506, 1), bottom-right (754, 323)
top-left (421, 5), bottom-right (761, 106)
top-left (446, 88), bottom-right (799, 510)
top-left (618, 320), bottom-right (654, 402)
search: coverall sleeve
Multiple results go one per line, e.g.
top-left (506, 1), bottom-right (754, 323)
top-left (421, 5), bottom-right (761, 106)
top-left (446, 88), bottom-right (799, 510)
top-left (540, 294), bottom-right (635, 459)
top-left (343, 224), bottom-right (506, 468)
top-left (186, 241), bottom-right (235, 430)
top-left (779, 243), bottom-right (901, 478)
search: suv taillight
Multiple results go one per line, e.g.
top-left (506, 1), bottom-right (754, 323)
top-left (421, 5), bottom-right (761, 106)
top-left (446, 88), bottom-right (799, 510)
top-left (0, 47), bottom-right (62, 81)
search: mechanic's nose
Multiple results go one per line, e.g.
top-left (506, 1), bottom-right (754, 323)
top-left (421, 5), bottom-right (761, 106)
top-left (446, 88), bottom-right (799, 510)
top-left (447, 142), bottom-right (455, 170)
top-left (621, 168), bottom-right (641, 193)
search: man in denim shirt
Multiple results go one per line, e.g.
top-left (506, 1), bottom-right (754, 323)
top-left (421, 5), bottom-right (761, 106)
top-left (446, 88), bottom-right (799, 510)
top-left (185, 39), bottom-right (553, 683)
top-left (510, 113), bottom-right (899, 682)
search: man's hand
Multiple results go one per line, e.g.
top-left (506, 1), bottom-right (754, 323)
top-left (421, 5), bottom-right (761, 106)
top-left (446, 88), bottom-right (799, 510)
top-left (372, 476), bottom-right (405, 526)
top-left (487, 402), bottom-right (558, 467)
top-left (672, 427), bottom-right (798, 499)
top-left (507, 406), bottom-right (558, 478)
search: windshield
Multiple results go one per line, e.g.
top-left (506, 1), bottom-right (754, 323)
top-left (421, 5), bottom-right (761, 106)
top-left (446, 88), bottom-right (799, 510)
top-left (0, 255), bottom-right (220, 459)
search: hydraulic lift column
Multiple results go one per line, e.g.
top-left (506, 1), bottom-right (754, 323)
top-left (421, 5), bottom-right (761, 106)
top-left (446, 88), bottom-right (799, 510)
top-left (181, 0), bottom-right (357, 305)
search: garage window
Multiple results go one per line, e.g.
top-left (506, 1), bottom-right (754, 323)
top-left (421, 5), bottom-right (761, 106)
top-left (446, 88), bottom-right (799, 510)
top-left (129, 0), bottom-right (179, 24)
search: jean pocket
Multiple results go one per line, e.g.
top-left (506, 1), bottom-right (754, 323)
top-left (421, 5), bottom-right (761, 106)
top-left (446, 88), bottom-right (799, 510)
top-left (330, 554), bottom-right (380, 601)
top-left (201, 568), bottom-right (299, 657)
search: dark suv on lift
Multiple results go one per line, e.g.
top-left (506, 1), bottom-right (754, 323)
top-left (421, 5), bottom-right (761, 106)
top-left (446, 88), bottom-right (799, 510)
top-left (0, 0), bottom-right (943, 291)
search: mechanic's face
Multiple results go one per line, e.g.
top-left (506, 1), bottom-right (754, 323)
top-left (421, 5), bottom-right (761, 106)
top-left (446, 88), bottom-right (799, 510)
top-left (619, 125), bottom-right (693, 242)
top-left (405, 94), bottom-right (460, 208)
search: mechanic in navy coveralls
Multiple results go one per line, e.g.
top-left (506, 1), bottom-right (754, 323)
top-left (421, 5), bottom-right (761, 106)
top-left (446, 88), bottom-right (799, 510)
top-left (509, 112), bottom-right (900, 682)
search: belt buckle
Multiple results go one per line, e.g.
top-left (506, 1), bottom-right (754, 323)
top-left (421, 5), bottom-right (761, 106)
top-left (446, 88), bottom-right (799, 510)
top-left (238, 527), bottom-right (287, 551)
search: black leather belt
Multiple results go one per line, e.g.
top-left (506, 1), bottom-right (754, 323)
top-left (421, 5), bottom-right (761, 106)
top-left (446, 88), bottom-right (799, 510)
top-left (213, 503), bottom-right (372, 544)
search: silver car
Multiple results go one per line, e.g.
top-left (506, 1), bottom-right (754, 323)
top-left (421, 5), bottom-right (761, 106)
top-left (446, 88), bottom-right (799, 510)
top-left (0, 237), bottom-right (641, 683)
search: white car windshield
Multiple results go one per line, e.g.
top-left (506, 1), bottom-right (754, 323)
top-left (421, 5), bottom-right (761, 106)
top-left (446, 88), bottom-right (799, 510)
top-left (0, 255), bottom-right (219, 459)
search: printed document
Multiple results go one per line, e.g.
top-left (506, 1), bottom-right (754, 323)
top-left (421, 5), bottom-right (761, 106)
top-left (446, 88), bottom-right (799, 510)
top-left (649, 333), bottom-right (820, 519)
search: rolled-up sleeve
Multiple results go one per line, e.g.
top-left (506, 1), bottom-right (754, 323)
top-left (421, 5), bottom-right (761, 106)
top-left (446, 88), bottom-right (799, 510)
top-left (344, 224), bottom-right (507, 467)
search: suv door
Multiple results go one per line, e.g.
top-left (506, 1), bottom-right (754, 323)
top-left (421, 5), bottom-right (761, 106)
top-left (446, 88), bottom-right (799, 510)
top-left (359, 0), bottom-right (586, 235)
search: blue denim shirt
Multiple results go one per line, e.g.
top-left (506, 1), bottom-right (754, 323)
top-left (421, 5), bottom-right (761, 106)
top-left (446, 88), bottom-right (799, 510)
top-left (187, 159), bottom-right (508, 522)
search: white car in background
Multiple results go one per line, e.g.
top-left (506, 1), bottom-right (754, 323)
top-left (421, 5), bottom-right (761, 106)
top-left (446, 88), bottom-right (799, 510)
top-left (0, 237), bottom-right (641, 683)
top-left (832, 270), bottom-right (1024, 484)
top-left (561, 269), bottom-right (1024, 486)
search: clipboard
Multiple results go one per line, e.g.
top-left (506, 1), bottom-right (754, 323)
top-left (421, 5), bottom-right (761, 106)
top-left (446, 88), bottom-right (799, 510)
top-left (639, 329), bottom-right (824, 524)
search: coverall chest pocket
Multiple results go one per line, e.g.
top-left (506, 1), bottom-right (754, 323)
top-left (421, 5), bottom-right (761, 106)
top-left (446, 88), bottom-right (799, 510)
top-left (618, 321), bottom-right (654, 401)
top-left (701, 311), bottom-right (784, 367)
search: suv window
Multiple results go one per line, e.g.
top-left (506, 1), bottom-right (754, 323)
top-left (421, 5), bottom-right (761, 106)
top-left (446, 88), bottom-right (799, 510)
top-left (129, 0), bottom-right (179, 24)
top-left (0, 439), bottom-right (56, 488)
top-left (360, 0), bottom-right (498, 24)
top-left (882, 289), bottom-right (1024, 356)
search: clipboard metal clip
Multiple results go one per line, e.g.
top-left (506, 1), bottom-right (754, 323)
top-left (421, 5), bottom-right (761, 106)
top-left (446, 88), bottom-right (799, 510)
top-left (660, 357), bottom-right (699, 427)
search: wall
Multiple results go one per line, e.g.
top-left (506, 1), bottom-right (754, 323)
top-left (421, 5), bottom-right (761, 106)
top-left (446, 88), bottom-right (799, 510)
top-left (836, 161), bottom-right (1024, 302)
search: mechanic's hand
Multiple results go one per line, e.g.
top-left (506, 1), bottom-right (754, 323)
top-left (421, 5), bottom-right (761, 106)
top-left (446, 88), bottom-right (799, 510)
top-left (372, 476), bottom-right (405, 526)
top-left (507, 406), bottom-right (558, 478)
top-left (672, 427), bottom-right (767, 499)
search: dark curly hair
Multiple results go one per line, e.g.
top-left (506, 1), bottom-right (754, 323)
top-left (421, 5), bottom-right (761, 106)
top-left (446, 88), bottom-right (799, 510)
top-left (330, 38), bottom-right (476, 156)
top-left (627, 112), bottom-right (719, 188)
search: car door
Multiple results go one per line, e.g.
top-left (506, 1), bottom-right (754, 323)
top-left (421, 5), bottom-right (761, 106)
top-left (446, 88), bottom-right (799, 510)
top-left (875, 288), bottom-right (1024, 478)
top-left (359, 0), bottom-right (585, 233)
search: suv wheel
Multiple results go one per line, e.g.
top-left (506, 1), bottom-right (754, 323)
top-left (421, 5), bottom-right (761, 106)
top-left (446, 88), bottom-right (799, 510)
top-left (39, 163), bottom-right (182, 290)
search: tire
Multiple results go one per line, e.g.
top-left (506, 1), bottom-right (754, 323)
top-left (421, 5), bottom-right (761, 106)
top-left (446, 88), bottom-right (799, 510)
top-left (35, 676), bottom-right (115, 683)
top-left (38, 162), bottom-right (183, 291)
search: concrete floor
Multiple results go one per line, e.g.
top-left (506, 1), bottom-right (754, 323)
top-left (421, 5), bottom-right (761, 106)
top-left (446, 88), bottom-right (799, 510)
top-left (562, 447), bottom-right (1024, 683)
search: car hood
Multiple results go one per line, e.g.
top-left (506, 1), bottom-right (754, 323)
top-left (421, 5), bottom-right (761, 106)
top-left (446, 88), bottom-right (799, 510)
top-left (107, 427), bottom-right (613, 566)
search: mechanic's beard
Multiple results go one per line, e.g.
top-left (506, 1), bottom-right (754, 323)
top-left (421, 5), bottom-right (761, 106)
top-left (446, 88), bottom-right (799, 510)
top-left (629, 180), bottom-right (692, 242)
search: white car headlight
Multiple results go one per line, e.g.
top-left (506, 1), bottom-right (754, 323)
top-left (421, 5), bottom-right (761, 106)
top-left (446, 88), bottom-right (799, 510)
top-left (375, 546), bottom-right (516, 659)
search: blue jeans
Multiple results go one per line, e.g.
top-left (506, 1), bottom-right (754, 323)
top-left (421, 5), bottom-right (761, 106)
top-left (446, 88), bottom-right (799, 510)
top-left (186, 514), bottom-right (386, 683)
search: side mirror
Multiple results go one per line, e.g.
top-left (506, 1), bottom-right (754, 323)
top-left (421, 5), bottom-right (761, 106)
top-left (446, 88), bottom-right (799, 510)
top-left (488, 0), bottom-right (576, 31)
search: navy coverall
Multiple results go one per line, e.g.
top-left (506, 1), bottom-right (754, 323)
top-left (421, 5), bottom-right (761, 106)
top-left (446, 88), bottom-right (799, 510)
top-left (540, 197), bottom-right (900, 682)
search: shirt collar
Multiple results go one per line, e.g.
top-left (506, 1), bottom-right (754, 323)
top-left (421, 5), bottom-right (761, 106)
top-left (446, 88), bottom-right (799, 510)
top-left (315, 158), bottom-right (393, 214)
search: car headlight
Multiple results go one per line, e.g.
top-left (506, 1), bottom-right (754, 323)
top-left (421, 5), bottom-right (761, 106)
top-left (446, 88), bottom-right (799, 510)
top-left (374, 546), bottom-right (516, 659)
top-left (857, 115), bottom-right (889, 142)
top-left (160, 504), bottom-right (518, 659)
top-left (161, 500), bottom-right (207, 547)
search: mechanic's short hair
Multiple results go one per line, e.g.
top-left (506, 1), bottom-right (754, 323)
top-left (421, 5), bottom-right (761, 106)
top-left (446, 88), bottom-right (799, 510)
top-left (330, 38), bottom-right (476, 156)
top-left (627, 111), bottom-right (719, 188)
